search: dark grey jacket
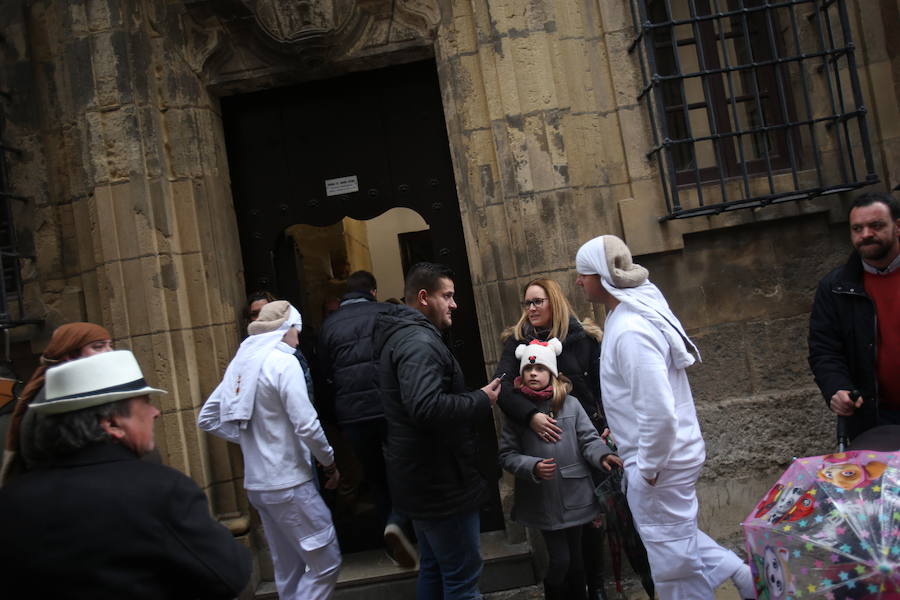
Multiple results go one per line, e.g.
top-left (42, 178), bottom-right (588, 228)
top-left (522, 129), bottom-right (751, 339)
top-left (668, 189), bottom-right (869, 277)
top-left (498, 393), bottom-right (611, 530)
top-left (373, 305), bottom-right (490, 520)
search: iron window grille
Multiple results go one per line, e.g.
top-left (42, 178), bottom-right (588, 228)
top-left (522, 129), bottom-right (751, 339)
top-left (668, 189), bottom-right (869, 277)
top-left (0, 115), bottom-right (27, 325)
top-left (0, 79), bottom-right (39, 329)
top-left (628, 0), bottom-right (878, 220)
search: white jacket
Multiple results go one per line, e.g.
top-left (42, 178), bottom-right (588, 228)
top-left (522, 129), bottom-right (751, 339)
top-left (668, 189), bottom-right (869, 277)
top-left (199, 342), bottom-right (334, 491)
top-left (600, 303), bottom-right (705, 480)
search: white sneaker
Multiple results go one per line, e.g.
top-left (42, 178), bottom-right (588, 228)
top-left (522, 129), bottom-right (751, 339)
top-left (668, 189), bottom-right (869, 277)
top-left (384, 523), bottom-right (417, 568)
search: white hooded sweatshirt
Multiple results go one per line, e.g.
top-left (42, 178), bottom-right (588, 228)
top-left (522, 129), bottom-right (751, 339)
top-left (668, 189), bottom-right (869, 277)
top-left (198, 303), bottom-right (333, 491)
top-left (576, 236), bottom-right (705, 479)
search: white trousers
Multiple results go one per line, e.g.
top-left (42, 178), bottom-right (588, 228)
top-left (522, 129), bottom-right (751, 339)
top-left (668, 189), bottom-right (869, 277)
top-left (626, 464), bottom-right (743, 600)
top-left (247, 481), bottom-right (342, 600)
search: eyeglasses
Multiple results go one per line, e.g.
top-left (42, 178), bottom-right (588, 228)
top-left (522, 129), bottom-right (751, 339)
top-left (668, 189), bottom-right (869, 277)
top-left (521, 298), bottom-right (548, 309)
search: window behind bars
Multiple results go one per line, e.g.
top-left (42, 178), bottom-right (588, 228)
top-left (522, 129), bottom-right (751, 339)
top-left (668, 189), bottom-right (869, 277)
top-left (0, 97), bottom-right (30, 325)
top-left (628, 0), bottom-right (878, 220)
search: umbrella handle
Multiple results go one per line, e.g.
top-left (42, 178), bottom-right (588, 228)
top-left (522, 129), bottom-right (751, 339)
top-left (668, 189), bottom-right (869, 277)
top-left (836, 416), bottom-right (848, 452)
top-left (836, 390), bottom-right (860, 452)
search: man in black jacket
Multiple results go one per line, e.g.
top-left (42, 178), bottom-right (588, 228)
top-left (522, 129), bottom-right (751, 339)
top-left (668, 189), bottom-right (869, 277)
top-left (373, 262), bottom-right (501, 600)
top-left (0, 350), bottom-right (250, 599)
top-left (809, 192), bottom-right (900, 439)
top-left (319, 270), bottom-right (416, 566)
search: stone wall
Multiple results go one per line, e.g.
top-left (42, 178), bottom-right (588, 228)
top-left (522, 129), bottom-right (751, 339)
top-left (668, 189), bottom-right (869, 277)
top-left (430, 0), bottom-right (897, 532)
top-left (0, 0), bottom-right (250, 522)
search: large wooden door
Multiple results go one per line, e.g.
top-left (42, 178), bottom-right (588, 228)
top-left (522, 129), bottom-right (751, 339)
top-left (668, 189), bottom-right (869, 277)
top-left (222, 60), bottom-right (503, 533)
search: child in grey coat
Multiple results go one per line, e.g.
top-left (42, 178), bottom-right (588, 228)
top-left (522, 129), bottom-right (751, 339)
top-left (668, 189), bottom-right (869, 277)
top-left (498, 338), bottom-right (621, 600)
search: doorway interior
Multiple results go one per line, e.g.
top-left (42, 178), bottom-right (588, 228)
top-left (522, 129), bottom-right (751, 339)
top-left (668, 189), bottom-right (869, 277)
top-left (221, 59), bottom-right (504, 553)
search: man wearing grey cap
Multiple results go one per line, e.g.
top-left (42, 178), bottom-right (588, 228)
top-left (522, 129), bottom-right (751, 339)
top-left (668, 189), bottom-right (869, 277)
top-left (200, 300), bottom-right (341, 600)
top-left (0, 350), bottom-right (251, 599)
top-left (575, 235), bottom-right (753, 600)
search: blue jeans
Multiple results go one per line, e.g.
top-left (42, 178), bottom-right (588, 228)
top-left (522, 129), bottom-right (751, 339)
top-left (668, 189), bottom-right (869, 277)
top-left (412, 511), bottom-right (483, 600)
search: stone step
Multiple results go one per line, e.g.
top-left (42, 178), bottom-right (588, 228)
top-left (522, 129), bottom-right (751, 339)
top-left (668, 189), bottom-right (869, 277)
top-left (255, 530), bottom-right (534, 600)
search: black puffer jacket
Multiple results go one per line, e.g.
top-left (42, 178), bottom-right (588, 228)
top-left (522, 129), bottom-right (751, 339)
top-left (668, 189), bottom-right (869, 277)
top-left (319, 292), bottom-right (397, 425)
top-left (808, 252), bottom-right (879, 438)
top-left (495, 317), bottom-right (603, 428)
top-left (373, 305), bottom-right (490, 520)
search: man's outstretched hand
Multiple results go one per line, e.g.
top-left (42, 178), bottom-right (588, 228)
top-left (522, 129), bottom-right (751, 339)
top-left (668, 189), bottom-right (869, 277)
top-left (481, 377), bottom-right (501, 406)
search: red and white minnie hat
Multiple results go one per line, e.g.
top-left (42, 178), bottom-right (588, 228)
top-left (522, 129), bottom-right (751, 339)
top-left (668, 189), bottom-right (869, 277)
top-left (514, 338), bottom-right (563, 377)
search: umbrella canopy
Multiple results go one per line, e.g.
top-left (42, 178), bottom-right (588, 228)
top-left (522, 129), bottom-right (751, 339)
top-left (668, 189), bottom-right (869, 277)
top-left (743, 451), bottom-right (900, 600)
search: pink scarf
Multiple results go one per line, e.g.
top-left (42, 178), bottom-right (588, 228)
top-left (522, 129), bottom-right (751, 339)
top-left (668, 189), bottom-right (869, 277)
top-left (515, 376), bottom-right (553, 402)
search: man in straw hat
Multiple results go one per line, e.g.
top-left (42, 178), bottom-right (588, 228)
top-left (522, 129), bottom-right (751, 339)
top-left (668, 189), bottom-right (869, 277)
top-left (199, 300), bottom-right (341, 600)
top-left (575, 235), bottom-right (754, 600)
top-left (0, 350), bottom-right (251, 598)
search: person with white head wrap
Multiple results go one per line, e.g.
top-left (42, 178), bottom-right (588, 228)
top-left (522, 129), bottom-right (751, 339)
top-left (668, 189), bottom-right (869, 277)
top-left (199, 300), bottom-right (342, 600)
top-left (575, 236), bottom-right (754, 600)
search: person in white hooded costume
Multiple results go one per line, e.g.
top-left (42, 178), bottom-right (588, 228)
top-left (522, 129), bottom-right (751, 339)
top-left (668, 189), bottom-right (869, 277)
top-left (574, 235), bottom-right (753, 600)
top-left (198, 301), bottom-right (341, 600)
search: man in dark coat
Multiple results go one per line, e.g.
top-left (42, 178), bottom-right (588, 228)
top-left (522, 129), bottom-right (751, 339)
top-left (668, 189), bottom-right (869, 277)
top-left (0, 350), bottom-right (250, 600)
top-left (319, 270), bottom-right (416, 566)
top-left (373, 262), bottom-right (501, 600)
top-left (809, 192), bottom-right (900, 439)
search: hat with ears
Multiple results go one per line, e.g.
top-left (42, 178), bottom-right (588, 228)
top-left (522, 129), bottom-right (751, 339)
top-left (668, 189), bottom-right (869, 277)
top-left (30, 350), bottom-right (166, 415)
top-left (515, 338), bottom-right (563, 377)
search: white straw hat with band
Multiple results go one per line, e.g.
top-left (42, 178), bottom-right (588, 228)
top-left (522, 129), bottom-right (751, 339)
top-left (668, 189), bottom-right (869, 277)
top-left (30, 350), bottom-right (166, 415)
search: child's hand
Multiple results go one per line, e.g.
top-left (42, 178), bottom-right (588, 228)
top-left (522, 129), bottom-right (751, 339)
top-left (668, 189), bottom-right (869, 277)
top-left (533, 458), bottom-right (556, 480)
top-left (600, 454), bottom-right (623, 471)
top-left (600, 427), bottom-right (610, 440)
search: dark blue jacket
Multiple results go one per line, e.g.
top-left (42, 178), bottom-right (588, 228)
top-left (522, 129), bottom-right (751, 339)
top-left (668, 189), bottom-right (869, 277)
top-left (319, 292), bottom-right (397, 425)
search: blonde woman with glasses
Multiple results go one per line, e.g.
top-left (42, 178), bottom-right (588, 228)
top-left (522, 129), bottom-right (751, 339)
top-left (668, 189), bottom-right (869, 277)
top-left (494, 278), bottom-right (609, 599)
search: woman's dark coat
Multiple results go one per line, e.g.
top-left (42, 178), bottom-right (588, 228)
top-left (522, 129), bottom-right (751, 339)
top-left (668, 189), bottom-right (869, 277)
top-left (496, 317), bottom-right (603, 429)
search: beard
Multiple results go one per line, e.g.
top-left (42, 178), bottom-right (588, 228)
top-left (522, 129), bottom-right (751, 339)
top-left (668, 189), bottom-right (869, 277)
top-left (855, 238), bottom-right (895, 261)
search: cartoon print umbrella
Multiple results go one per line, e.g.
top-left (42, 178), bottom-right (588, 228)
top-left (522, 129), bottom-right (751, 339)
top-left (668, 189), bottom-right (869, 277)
top-left (742, 451), bottom-right (900, 600)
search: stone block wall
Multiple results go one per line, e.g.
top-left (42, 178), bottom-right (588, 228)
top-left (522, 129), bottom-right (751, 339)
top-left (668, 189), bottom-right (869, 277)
top-left (430, 0), bottom-right (897, 532)
top-left (0, 0), bottom-right (250, 521)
